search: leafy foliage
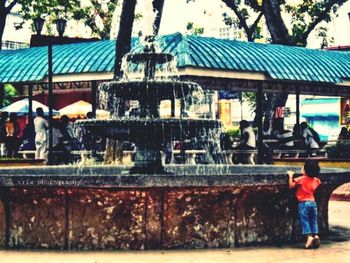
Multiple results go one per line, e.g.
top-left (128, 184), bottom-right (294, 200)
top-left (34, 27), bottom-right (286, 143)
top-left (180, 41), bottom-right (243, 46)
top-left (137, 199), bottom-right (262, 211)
top-left (284, 0), bottom-right (347, 46)
top-left (71, 0), bottom-right (120, 39)
top-left (186, 22), bottom-right (204, 35)
top-left (4, 83), bottom-right (18, 106)
top-left (16, 0), bottom-right (121, 39)
top-left (225, 127), bottom-right (240, 138)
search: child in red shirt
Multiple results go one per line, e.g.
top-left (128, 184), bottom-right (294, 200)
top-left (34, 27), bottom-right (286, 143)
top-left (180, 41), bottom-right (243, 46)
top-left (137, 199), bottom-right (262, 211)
top-left (288, 160), bottom-right (321, 249)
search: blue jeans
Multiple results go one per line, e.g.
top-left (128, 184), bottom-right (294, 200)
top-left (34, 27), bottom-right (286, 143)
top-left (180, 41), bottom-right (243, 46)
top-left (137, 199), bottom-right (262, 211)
top-left (298, 201), bottom-right (318, 235)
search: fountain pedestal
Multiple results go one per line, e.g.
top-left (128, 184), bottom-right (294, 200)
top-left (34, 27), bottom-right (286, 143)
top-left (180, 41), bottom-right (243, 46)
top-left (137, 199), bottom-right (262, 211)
top-left (0, 165), bottom-right (349, 249)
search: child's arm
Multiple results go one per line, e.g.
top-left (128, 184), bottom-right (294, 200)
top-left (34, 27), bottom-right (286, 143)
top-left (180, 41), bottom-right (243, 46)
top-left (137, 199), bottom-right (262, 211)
top-left (287, 171), bottom-right (296, 189)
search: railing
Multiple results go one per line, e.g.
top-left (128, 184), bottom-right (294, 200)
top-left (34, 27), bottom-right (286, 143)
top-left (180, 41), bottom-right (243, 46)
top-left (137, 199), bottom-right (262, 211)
top-left (1, 40), bottom-right (29, 50)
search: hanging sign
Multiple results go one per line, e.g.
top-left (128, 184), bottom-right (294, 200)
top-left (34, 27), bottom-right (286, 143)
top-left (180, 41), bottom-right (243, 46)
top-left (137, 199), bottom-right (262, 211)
top-left (274, 106), bottom-right (285, 118)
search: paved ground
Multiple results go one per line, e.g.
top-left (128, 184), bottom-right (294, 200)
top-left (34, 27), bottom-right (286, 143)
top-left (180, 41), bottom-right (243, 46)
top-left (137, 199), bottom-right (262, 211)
top-left (0, 200), bottom-right (349, 263)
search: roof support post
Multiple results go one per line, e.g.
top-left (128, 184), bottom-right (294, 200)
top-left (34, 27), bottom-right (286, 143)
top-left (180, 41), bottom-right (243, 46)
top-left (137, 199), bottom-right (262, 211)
top-left (48, 43), bottom-right (53, 165)
top-left (256, 83), bottom-right (264, 164)
top-left (0, 83), bottom-right (4, 109)
top-left (295, 86), bottom-right (300, 137)
top-left (171, 95), bottom-right (175, 117)
top-left (92, 80), bottom-right (97, 118)
top-left (28, 84), bottom-right (33, 124)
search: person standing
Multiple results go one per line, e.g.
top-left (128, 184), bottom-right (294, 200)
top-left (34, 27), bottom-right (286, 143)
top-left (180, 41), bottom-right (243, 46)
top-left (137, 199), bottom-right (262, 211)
top-left (34, 107), bottom-right (49, 162)
top-left (288, 160), bottom-right (321, 249)
top-left (0, 111), bottom-right (8, 156)
top-left (5, 112), bottom-right (20, 158)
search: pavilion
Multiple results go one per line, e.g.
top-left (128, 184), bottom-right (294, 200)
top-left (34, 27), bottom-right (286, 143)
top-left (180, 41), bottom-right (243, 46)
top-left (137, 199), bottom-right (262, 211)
top-left (1, 32), bottom-right (350, 163)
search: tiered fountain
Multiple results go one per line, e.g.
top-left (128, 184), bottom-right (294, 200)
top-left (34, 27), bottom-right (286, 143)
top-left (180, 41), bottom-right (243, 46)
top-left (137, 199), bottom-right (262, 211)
top-left (0, 38), bottom-right (349, 250)
top-left (75, 40), bottom-right (221, 173)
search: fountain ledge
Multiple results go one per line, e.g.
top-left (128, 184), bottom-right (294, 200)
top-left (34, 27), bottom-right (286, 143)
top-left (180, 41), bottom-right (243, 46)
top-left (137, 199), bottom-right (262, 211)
top-left (0, 165), bottom-right (348, 188)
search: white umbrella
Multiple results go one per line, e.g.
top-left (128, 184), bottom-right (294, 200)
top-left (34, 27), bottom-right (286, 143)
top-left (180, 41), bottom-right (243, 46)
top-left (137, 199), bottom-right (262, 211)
top-left (59, 100), bottom-right (109, 119)
top-left (0, 98), bottom-right (59, 116)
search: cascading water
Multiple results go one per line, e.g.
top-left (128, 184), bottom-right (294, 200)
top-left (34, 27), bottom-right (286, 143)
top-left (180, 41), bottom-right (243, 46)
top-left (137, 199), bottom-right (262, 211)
top-left (74, 37), bottom-right (222, 173)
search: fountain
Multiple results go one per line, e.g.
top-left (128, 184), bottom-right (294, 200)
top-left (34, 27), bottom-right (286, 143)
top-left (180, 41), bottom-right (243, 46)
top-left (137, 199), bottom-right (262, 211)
top-left (74, 38), bottom-right (221, 172)
top-left (0, 37), bottom-right (349, 250)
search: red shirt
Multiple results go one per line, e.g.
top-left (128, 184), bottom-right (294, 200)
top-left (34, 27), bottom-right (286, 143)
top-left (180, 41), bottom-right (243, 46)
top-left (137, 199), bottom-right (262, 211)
top-left (294, 175), bottom-right (321, 202)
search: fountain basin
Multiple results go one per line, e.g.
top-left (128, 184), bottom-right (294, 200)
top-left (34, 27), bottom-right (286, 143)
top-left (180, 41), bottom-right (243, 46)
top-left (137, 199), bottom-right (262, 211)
top-left (0, 165), bottom-right (349, 249)
top-left (75, 118), bottom-right (220, 142)
top-left (100, 80), bottom-right (200, 101)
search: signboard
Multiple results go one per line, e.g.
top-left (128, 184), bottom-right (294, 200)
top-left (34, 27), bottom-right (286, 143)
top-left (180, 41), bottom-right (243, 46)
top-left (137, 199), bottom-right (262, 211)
top-left (219, 99), bottom-right (233, 128)
top-left (340, 98), bottom-right (350, 125)
top-left (219, 90), bottom-right (241, 100)
top-left (274, 106), bottom-right (285, 119)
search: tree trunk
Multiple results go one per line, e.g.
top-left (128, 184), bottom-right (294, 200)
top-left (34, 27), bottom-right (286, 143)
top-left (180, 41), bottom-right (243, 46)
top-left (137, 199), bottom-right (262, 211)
top-left (253, 92), bottom-right (288, 130)
top-left (106, 0), bottom-right (137, 165)
top-left (263, 0), bottom-right (294, 45)
top-left (0, 83), bottom-right (4, 108)
top-left (152, 0), bottom-right (165, 36)
top-left (114, 0), bottom-right (137, 79)
top-left (259, 0), bottom-right (293, 133)
top-left (0, 10), bottom-right (7, 50)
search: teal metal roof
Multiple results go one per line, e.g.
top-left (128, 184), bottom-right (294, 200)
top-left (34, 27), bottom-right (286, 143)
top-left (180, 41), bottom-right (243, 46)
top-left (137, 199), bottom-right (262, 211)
top-left (1, 32), bottom-right (350, 84)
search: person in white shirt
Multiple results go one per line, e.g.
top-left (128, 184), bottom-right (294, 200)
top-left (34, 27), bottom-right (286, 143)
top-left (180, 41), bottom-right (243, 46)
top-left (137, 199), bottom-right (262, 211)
top-left (34, 107), bottom-right (49, 162)
top-left (233, 120), bottom-right (256, 164)
top-left (301, 122), bottom-right (320, 156)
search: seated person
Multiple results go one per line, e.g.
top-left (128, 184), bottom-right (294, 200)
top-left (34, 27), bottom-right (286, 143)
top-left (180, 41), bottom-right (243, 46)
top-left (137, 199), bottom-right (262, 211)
top-left (301, 122), bottom-right (320, 156)
top-left (19, 122), bottom-right (36, 151)
top-left (338, 127), bottom-right (350, 140)
top-left (274, 127), bottom-right (294, 149)
top-left (233, 120), bottom-right (256, 164)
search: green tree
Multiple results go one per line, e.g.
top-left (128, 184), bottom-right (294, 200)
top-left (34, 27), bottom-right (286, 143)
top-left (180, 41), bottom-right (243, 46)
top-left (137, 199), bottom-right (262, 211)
top-left (0, 0), bottom-right (122, 45)
top-left (220, 0), bottom-right (347, 46)
top-left (186, 22), bottom-right (204, 35)
top-left (19, 0), bottom-right (121, 40)
top-left (71, 0), bottom-right (120, 40)
top-left (221, 0), bottom-right (264, 42)
top-left (189, 0), bottom-right (348, 130)
top-left (4, 83), bottom-right (18, 106)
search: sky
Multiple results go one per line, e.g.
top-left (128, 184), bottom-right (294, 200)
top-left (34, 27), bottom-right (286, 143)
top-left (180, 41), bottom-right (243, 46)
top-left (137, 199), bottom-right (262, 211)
top-left (3, 0), bottom-right (350, 49)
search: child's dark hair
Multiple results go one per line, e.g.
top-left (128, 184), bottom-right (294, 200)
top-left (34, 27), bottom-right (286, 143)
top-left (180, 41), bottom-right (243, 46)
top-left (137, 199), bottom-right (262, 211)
top-left (304, 160), bottom-right (320, 177)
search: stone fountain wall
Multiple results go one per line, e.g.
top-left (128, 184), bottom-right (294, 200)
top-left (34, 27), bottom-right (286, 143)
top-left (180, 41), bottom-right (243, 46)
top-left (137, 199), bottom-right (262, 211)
top-left (0, 165), bottom-right (349, 250)
top-left (0, 185), bottom-right (320, 250)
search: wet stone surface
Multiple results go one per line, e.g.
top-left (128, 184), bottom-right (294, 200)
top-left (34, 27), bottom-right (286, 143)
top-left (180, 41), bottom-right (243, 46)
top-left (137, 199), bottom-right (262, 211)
top-left (0, 199), bottom-right (4, 247)
top-left (7, 188), bottom-right (66, 249)
top-left (163, 188), bottom-right (235, 248)
top-left (68, 189), bottom-right (147, 250)
top-left (0, 185), bottom-right (304, 250)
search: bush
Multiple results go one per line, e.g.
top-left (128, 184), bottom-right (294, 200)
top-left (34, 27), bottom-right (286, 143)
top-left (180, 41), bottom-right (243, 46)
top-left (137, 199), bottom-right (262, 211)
top-left (225, 128), bottom-right (240, 139)
top-left (326, 141), bottom-right (350, 159)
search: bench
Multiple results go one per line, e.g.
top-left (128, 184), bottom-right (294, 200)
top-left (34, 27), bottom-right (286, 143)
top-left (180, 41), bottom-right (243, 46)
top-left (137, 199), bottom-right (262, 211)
top-left (172, 149), bottom-right (206, 164)
top-left (222, 150), bottom-right (258, 165)
top-left (272, 148), bottom-right (327, 158)
top-left (18, 150), bottom-right (36, 159)
top-left (18, 150), bottom-right (65, 159)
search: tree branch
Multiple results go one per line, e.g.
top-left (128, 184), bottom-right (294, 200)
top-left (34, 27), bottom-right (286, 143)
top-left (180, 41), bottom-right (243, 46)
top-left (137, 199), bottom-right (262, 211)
top-left (301, 0), bottom-right (347, 43)
top-left (221, 0), bottom-right (253, 41)
top-left (251, 11), bottom-right (264, 33)
top-left (5, 0), bottom-right (18, 13)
